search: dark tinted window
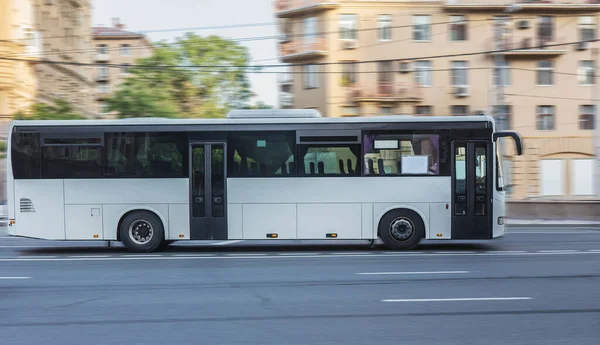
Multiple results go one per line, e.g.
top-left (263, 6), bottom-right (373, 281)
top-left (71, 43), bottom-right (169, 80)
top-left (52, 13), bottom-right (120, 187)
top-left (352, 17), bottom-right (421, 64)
top-left (42, 146), bottom-right (103, 178)
top-left (228, 132), bottom-right (296, 177)
top-left (298, 144), bottom-right (361, 176)
top-left (11, 131), bottom-right (41, 179)
top-left (105, 132), bottom-right (188, 178)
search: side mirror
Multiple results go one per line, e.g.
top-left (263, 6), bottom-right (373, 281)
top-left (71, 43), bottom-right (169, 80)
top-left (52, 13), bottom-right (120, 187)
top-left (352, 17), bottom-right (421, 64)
top-left (493, 131), bottom-right (523, 156)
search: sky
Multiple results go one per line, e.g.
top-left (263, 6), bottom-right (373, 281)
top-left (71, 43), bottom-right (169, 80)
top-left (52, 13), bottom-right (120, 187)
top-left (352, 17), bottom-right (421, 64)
top-left (93, 0), bottom-right (279, 107)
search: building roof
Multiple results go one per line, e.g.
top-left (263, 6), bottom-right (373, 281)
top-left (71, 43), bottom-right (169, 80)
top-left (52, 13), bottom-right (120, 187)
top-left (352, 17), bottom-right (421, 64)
top-left (92, 26), bottom-right (144, 38)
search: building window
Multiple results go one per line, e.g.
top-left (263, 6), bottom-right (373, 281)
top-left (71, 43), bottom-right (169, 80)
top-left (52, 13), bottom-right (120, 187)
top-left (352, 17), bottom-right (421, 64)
top-left (378, 15), bottom-right (392, 41)
top-left (377, 61), bottom-right (394, 95)
top-left (579, 61), bottom-right (595, 85)
top-left (415, 105), bottom-right (432, 115)
top-left (536, 105), bottom-right (555, 130)
top-left (363, 133), bottom-right (440, 175)
top-left (493, 60), bottom-right (510, 86)
top-left (339, 14), bottom-right (357, 40)
top-left (98, 85), bottom-right (109, 94)
top-left (449, 15), bottom-right (467, 41)
top-left (537, 16), bottom-right (554, 43)
top-left (99, 102), bottom-right (108, 114)
top-left (540, 159), bottom-right (564, 196)
top-left (380, 107), bottom-right (393, 115)
top-left (413, 15), bottom-right (431, 41)
top-left (571, 159), bottom-right (595, 196)
top-left (415, 60), bottom-right (432, 87)
top-left (536, 61), bottom-right (553, 86)
top-left (341, 106), bottom-right (360, 116)
top-left (579, 105), bottom-right (595, 130)
top-left (304, 16), bottom-right (318, 44)
top-left (228, 131), bottom-right (296, 177)
top-left (341, 62), bottom-right (357, 86)
top-left (579, 16), bottom-right (596, 42)
top-left (451, 61), bottom-right (468, 86)
top-left (120, 44), bottom-right (130, 56)
top-left (98, 44), bottom-right (107, 54)
top-left (451, 105), bottom-right (469, 116)
top-left (493, 105), bottom-right (512, 130)
top-left (98, 66), bottom-right (109, 78)
top-left (121, 63), bottom-right (131, 74)
top-left (304, 64), bottom-right (318, 89)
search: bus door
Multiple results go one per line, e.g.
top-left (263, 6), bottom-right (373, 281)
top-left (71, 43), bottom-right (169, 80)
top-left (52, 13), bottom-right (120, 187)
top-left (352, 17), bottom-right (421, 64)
top-left (189, 142), bottom-right (227, 240)
top-left (451, 141), bottom-right (492, 240)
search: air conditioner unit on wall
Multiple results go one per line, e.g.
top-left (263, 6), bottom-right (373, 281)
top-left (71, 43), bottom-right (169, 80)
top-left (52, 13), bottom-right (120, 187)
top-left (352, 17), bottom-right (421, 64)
top-left (399, 62), bottom-right (412, 73)
top-left (341, 40), bottom-right (357, 50)
top-left (454, 86), bottom-right (469, 97)
top-left (576, 41), bottom-right (589, 51)
top-left (517, 20), bottom-right (531, 30)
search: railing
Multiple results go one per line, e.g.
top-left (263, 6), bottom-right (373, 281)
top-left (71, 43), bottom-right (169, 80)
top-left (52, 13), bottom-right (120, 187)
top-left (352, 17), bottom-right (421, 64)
top-left (279, 92), bottom-right (294, 107)
top-left (346, 82), bottom-right (424, 101)
top-left (280, 38), bottom-right (327, 57)
top-left (497, 36), bottom-right (567, 51)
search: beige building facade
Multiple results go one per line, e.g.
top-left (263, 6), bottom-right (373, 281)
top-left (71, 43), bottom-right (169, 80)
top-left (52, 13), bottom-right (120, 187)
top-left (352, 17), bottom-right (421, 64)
top-left (92, 18), bottom-right (153, 116)
top-left (0, 0), bottom-right (38, 135)
top-left (276, 0), bottom-right (600, 200)
top-left (33, 0), bottom-right (95, 117)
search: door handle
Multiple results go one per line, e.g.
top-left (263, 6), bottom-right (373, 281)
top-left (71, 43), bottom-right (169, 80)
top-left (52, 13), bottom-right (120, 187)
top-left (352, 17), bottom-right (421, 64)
top-left (457, 196), bottom-right (466, 202)
top-left (213, 196), bottom-right (222, 204)
top-left (195, 196), bottom-right (204, 203)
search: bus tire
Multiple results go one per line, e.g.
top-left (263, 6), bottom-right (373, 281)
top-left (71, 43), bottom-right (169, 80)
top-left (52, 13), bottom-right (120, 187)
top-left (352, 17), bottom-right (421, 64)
top-left (119, 211), bottom-right (165, 253)
top-left (378, 209), bottom-right (424, 250)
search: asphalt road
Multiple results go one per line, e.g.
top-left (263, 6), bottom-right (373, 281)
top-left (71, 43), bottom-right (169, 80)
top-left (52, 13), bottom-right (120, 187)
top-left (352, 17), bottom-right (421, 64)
top-left (1, 227), bottom-right (600, 345)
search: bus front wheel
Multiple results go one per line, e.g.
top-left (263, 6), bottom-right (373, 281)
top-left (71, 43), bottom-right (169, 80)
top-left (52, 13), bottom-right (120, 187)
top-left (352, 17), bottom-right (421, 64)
top-left (119, 211), bottom-right (165, 253)
top-left (378, 209), bottom-right (424, 250)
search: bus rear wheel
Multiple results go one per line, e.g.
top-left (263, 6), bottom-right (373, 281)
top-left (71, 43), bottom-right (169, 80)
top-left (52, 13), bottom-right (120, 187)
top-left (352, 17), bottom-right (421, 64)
top-left (378, 209), bottom-right (424, 250)
top-left (120, 211), bottom-right (165, 253)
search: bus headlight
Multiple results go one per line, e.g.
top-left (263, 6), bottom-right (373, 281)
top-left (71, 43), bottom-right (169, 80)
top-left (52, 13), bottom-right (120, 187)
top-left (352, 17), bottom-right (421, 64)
top-left (497, 217), bottom-right (505, 225)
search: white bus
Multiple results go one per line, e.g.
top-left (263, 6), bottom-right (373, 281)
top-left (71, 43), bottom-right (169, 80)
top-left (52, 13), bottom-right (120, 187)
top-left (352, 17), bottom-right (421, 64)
top-left (6, 110), bottom-right (522, 252)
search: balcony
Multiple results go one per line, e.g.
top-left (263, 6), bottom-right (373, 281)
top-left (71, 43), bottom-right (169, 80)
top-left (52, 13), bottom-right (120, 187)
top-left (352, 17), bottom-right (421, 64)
top-left (443, 0), bottom-right (600, 11)
top-left (346, 83), bottom-right (424, 104)
top-left (279, 92), bottom-right (294, 108)
top-left (280, 38), bottom-right (327, 62)
top-left (95, 53), bottom-right (110, 62)
top-left (275, 0), bottom-right (340, 18)
top-left (279, 73), bottom-right (293, 85)
top-left (488, 36), bottom-right (568, 57)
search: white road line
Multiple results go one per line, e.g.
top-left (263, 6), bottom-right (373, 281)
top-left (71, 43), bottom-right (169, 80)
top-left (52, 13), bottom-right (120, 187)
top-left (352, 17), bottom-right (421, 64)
top-left (277, 252), bottom-right (320, 256)
top-left (382, 297), bottom-right (533, 303)
top-left (0, 246), bottom-right (43, 248)
top-left (172, 254), bottom-right (216, 257)
top-left (213, 240), bottom-right (245, 246)
top-left (123, 254), bottom-right (163, 257)
top-left (0, 251), bottom-right (599, 262)
top-left (225, 253), bottom-right (267, 256)
top-left (69, 255), bottom-right (111, 258)
top-left (589, 249), bottom-right (600, 252)
top-left (508, 231), bottom-right (599, 234)
top-left (435, 251), bottom-right (475, 254)
top-left (330, 252), bottom-right (373, 255)
top-left (357, 271), bottom-right (470, 275)
top-left (484, 250), bottom-right (527, 254)
top-left (0, 276), bottom-right (31, 280)
top-left (18, 256), bottom-right (57, 259)
top-left (538, 250), bottom-right (579, 253)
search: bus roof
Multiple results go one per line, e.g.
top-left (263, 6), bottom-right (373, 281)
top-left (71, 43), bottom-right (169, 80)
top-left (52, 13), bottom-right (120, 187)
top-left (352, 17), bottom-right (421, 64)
top-left (10, 114), bottom-right (495, 128)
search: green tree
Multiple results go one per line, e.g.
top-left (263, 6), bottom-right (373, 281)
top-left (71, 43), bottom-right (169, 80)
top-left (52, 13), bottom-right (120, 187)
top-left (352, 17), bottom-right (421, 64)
top-left (107, 33), bottom-right (254, 118)
top-left (14, 99), bottom-right (85, 120)
top-left (243, 101), bottom-right (273, 110)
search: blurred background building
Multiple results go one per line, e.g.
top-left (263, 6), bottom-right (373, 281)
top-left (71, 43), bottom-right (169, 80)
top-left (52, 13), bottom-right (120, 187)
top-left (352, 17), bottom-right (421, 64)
top-left (93, 18), bottom-right (153, 117)
top-left (275, 0), bottom-right (600, 200)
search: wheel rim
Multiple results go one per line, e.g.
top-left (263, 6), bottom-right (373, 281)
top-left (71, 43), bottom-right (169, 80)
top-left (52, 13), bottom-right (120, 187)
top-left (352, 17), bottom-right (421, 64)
top-left (128, 220), bottom-right (154, 245)
top-left (389, 217), bottom-right (415, 242)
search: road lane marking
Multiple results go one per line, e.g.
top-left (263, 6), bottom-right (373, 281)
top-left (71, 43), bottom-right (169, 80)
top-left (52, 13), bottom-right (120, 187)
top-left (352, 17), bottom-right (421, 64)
top-left (508, 231), bottom-right (600, 234)
top-left (435, 251), bottom-right (475, 254)
top-left (538, 250), bottom-right (579, 253)
top-left (68, 255), bottom-right (111, 258)
top-left (0, 250), bottom-right (599, 262)
top-left (213, 240), bottom-right (245, 246)
top-left (225, 253), bottom-right (267, 256)
top-left (277, 252), bottom-right (320, 256)
top-left (589, 249), bottom-right (600, 252)
top-left (123, 254), bottom-right (163, 257)
top-left (484, 251), bottom-right (526, 254)
top-left (357, 271), bottom-right (470, 275)
top-left (382, 297), bottom-right (533, 303)
top-left (172, 254), bottom-right (216, 257)
top-left (0, 276), bottom-right (31, 280)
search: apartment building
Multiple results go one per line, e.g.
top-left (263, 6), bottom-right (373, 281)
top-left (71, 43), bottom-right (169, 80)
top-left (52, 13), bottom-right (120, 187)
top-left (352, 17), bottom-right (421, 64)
top-left (93, 18), bottom-right (153, 116)
top-left (275, 0), bottom-right (600, 200)
top-left (0, 0), bottom-right (39, 135)
top-left (33, 0), bottom-right (95, 117)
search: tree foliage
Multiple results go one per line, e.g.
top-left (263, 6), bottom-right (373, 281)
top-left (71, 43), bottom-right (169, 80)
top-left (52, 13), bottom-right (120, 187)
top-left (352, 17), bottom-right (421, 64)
top-left (14, 99), bottom-right (85, 120)
top-left (107, 34), bottom-right (257, 118)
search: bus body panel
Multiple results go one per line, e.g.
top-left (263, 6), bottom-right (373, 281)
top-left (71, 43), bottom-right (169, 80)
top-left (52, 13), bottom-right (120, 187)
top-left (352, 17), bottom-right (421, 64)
top-left (493, 192), bottom-right (506, 238)
top-left (14, 179), bottom-right (66, 240)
